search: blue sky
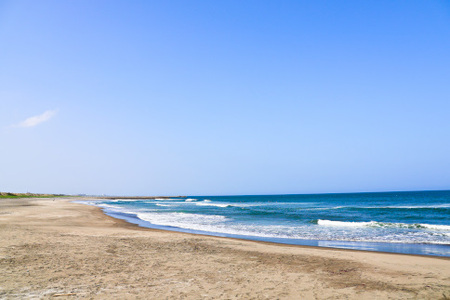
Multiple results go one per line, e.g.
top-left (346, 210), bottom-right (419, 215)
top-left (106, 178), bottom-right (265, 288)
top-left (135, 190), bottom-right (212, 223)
top-left (1, 0), bottom-right (449, 196)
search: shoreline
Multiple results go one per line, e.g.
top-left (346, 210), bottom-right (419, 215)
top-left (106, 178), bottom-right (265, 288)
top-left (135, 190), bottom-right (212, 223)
top-left (103, 207), bottom-right (450, 258)
top-left (1, 197), bottom-right (449, 299)
top-left (81, 198), bottom-right (450, 258)
top-left (103, 207), bottom-right (450, 260)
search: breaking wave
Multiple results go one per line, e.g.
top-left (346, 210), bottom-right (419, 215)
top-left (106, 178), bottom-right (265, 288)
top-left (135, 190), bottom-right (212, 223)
top-left (317, 220), bottom-right (450, 231)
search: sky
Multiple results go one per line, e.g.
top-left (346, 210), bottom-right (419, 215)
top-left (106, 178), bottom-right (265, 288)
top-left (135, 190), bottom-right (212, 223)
top-left (1, 0), bottom-right (449, 196)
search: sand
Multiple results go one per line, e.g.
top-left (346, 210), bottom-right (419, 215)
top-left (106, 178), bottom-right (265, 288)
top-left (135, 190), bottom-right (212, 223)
top-left (0, 198), bottom-right (449, 299)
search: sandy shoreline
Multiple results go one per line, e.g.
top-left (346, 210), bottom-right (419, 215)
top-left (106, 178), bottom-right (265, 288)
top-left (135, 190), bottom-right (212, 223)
top-left (1, 198), bottom-right (449, 299)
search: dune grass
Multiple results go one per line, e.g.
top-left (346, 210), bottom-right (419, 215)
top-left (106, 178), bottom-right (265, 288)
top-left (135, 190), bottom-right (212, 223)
top-left (0, 192), bottom-right (67, 199)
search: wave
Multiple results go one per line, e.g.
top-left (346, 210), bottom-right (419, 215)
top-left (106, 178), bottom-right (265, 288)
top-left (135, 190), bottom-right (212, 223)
top-left (131, 213), bottom-right (450, 245)
top-left (136, 212), bottom-right (228, 228)
top-left (195, 201), bottom-right (231, 208)
top-left (185, 198), bottom-right (198, 202)
top-left (76, 199), bottom-right (450, 247)
top-left (135, 212), bottom-right (299, 238)
top-left (352, 204), bottom-right (450, 209)
top-left (89, 202), bottom-right (157, 215)
top-left (317, 220), bottom-right (450, 230)
top-left (97, 203), bottom-right (122, 209)
top-left (108, 199), bottom-right (143, 202)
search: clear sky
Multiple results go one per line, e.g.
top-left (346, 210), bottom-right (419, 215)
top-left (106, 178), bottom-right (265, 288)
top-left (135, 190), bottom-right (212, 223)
top-left (1, 0), bottom-right (449, 196)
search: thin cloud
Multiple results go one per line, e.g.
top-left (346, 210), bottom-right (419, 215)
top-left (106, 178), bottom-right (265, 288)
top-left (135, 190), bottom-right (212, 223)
top-left (15, 110), bottom-right (58, 128)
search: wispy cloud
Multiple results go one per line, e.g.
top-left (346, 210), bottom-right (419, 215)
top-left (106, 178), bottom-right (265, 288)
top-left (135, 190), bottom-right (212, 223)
top-left (15, 110), bottom-right (58, 128)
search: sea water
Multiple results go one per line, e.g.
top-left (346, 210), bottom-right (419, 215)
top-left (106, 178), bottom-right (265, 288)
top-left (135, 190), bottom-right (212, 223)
top-left (79, 190), bottom-right (450, 257)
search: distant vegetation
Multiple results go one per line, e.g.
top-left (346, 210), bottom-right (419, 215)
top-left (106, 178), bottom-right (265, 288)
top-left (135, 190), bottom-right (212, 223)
top-left (0, 192), bottom-right (67, 199)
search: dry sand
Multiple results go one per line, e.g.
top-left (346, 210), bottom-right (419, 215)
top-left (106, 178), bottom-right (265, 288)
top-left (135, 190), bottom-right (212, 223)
top-left (0, 198), bottom-right (449, 299)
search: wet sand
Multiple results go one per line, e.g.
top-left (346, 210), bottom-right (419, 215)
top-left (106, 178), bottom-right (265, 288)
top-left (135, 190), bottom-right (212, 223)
top-left (1, 198), bottom-right (449, 299)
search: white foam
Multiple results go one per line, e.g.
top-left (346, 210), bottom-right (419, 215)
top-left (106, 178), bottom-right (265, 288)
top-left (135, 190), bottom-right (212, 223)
top-left (97, 203), bottom-right (122, 209)
top-left (135, 212), bottom-right (302, 238)
top-left (136, 212), bottom-right (228, 228)
top-left (185, 198), bottom-right (198, 202)
top-left (228, 202), bottom-right (333, 209)
top-left (196, 201), bottom-right (230, 208)
top-left (358, 204), bottom-right (450, 209)
top-left (317, 220), bottom-right (450, 231)
top-left (420, 224), bottom-right (450, 231)
top-left (110, 199), bottom-right (141, 202)
top-left (318, 220), bottom-right (375, 227)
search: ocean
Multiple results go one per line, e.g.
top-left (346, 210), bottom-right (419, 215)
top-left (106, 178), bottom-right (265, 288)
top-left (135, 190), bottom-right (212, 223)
top-left (79, 190), bottom-right (450, 257)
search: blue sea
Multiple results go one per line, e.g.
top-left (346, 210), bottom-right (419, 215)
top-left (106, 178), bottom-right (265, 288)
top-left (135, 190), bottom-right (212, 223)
top-left (80, 190), bottom-right (450, 257)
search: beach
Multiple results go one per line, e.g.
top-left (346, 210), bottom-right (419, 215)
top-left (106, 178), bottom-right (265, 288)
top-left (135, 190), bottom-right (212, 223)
top-left (1, 198), bottom-right (449, 299)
